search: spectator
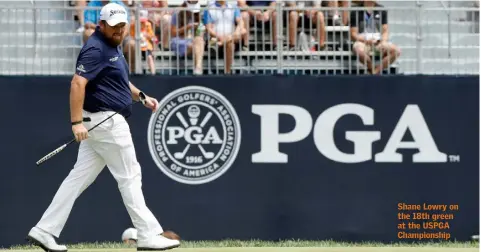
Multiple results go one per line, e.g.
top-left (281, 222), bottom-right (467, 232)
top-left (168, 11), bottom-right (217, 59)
top-left (141, 0), bottom-right (173, 50)
top-left (130, 9), bottom-right (157, 75)
top-left (159, 0), bottom-right (173, 50)
top-left (239, 0), bottom-right (297, 51)
top-left (203, 0), bottom-right (246, 74)
top-left (324, 0), bottom-right (348, 26)
top-left (237, 0), bottom-right (274, 50)
top-left (291, 1), bottom-right (326, 50)
top-left (83, 1), bottom-right (137, 71)
top-left (74, 0), bottom-right (88, 33)
top-left (278, 1), bottom-right (298, 50)
top-left (350, 0), bottom-right (400, 74)
top-left (171, 0), bottom-right (205, 75)
top-left (83, 0), bottom-right (129, 43)
top-left (138, 0), bottom-right (160, 21)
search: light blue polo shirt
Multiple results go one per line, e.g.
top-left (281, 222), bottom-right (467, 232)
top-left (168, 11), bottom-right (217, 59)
top-left (202, 1), bottom-right (241, 36)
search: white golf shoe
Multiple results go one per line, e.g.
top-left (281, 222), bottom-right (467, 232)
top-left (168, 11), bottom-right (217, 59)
top-left (26, 227), bottom-right (68, 252)
top-left (137, 234), bottom-right (180, 251)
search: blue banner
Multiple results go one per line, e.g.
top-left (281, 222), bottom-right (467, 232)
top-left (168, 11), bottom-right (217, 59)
top-left (0, 75), bottom-right (478, 247)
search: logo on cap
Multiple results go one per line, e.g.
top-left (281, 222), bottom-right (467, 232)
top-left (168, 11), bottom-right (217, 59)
top-left (110, 9), bottom-right (126, 17)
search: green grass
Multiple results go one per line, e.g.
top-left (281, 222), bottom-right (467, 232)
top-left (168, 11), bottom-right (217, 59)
top-left (3, 239), bottom-right (479, 251)
top-left (2, 249), bottom-right (480, 252)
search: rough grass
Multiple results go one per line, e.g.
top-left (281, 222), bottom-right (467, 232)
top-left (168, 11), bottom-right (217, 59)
top-left (3, 239), bottom-right (479, 251)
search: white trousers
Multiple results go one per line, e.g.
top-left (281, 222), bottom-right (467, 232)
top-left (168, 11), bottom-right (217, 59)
top-left (36, 110), bottom-right (163, 241)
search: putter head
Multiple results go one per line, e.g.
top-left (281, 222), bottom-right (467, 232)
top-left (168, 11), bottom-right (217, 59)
top-left (139, 91), bottom-right (147, 105)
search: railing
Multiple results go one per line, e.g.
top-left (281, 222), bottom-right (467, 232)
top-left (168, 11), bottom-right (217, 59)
top-left (0, 2), bottom-right (478, 76)
top-left (439, 1), bottom-right (452, 58)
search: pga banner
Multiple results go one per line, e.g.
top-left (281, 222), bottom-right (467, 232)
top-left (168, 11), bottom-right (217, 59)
top-left (136, 75), bottom-right (478, 242)
top-left (0, 75), bottom-right (477, 246)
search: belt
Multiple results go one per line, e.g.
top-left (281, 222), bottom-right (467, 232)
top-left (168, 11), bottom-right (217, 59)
top-left (82, 111), bottom-right (118, 122)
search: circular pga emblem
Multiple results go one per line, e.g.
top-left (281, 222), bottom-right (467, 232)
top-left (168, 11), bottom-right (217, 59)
top-left (147, 86), bottom-right (241, 185)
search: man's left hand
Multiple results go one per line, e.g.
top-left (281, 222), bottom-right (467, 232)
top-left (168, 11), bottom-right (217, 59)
top-left (143, 95), bottom-right (159, 112)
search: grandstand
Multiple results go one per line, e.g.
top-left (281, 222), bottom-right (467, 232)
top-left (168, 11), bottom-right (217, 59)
top-left (0, 0), bottom-right (478, 75)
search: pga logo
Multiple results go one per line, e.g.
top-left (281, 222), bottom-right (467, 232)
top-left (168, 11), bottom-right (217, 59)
top-left (148, 86), bottom-right (241, 185)
top-left (252, 104), bottom-right (448, 163)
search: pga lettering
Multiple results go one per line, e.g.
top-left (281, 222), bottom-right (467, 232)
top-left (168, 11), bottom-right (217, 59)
top-left (252, 104), bottom-right (447, 163)
top-left (166, 126), bottom-right (222, 145)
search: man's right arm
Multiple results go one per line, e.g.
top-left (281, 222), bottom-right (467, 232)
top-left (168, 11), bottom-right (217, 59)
top-left (71, 46), bottom-right (104, 141)
top-left (72, 47), bottom-right (103, 119)
top-left (70, 75), bottom-right (88, 124)
top-left (70, 73), bottom-right (89, 142)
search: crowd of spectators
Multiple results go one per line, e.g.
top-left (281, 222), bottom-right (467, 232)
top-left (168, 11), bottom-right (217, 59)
top-left (72, 0), bottom-right (400, 75)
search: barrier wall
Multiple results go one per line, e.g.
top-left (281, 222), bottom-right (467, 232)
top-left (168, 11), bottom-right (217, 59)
top-left (0, 75), bottom-right (478, 247)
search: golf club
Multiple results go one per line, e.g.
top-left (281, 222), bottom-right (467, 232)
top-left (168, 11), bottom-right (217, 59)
top-left (174, 144), bottom-right (191, 159)
top-left (36, 92), bottom-right (147, 166)
top-left (198, 145), bottom-right (214, 159)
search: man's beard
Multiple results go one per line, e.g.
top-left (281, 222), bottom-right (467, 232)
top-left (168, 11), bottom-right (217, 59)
top-left (107, 35), bottom-right (123, 47)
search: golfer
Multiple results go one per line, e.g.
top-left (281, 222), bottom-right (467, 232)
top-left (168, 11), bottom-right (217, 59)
top-left (26, 3), bottom-right (180, 251)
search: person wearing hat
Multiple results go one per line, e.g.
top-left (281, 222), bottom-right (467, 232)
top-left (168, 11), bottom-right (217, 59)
top-left (170, 0), bottom-right (206, 75)
top-left (26, 3), bottom-right (180, 252)
top-left (82, 0), bottom-right (129, 43)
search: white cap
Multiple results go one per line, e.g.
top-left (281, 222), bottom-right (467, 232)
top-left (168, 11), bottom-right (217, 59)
top-left (100, 3), bottom-right (129, 26)
top-left (185, 1), bottom-right (201, 13)
top-left (122, 228), bottom-right (138, 241)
